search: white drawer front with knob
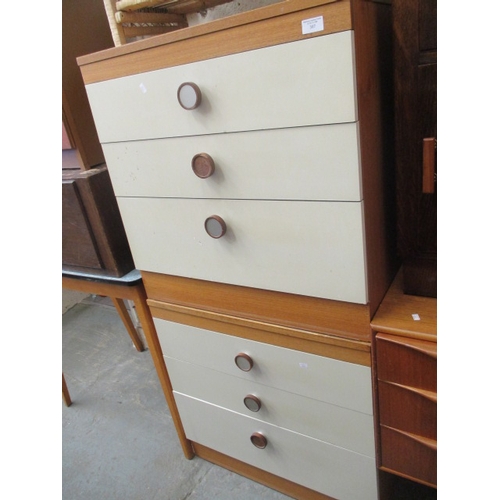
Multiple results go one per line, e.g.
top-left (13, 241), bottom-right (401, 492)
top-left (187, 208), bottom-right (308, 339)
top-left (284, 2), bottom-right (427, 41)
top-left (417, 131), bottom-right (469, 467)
top-left (174, 393), bottom-right (378, 500)
top-left (85, 31), bottom-right (357, 143)
top-left (102, 123), bottom-right (362, 201)
top-left (119, 198), bottom-right (367, 303)
top-left (165, 356), bottom-right (376, 457)
top-left (155, 318), bottom-right (373, 415)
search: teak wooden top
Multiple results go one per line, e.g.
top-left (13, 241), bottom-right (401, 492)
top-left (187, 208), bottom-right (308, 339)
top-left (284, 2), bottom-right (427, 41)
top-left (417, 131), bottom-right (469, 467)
top-left (77, 0), bottom-right (350, 84)
top-left (370, 270), bottom-right (437, 343)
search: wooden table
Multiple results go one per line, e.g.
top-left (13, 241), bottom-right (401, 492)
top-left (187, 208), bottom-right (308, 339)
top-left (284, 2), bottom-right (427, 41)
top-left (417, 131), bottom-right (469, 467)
top-left (62, 269), bottom-right (169, 411)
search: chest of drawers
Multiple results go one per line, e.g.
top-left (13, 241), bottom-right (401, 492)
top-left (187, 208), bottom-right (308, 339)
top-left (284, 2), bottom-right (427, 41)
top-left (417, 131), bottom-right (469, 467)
top-left (79, 1), bottom-right (396, 498)
top-left (371, 272), bottom-right (437, 489)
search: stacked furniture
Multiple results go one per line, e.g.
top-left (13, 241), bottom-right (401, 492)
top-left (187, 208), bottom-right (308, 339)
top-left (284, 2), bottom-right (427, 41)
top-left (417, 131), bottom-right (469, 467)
top-left (78, 1), bottom-right (400, 498)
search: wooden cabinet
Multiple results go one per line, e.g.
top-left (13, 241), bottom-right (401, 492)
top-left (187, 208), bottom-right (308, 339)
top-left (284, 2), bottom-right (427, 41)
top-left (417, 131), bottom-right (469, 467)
top-left (78, 1), bottom-right (397, 498)
top-left (371, 271), bottom-right (437, 489)
top-left (62, 0), bottom-right (135, 277)
top-left (393, 0), bottom-right (437, 297)
top-left (156, 318), bottom-right (377, 500)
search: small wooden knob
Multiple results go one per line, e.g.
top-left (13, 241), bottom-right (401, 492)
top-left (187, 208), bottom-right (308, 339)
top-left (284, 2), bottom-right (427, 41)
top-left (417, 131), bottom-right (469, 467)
top-left (243, 395), bottom-right (261, 412)
top-left (192, 153), bottom-right (215, 178)
top-left (234, 353), bottom-right (253, 372)
top-left (205, 215), bottom-right (226, 239)
top-left (177, 82), bottom-right (202, 110)
top-left (250, 432), bottom-right (267, 449)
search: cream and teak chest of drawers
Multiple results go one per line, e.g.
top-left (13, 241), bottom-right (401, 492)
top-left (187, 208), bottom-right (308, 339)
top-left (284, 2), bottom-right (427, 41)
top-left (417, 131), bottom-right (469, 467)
top-left (78, 1), bottom-right (397, 498)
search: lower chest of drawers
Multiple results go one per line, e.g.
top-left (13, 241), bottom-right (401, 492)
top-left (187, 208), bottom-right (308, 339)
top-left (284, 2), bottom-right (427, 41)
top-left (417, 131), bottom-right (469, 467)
top-left (155, 317), bottom-right (378, 500)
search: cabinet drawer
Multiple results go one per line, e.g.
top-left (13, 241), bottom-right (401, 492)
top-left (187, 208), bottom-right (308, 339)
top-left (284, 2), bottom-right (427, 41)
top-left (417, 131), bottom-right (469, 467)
top-left (103, 123), bottom-right (362, 201)
top-left (378, 380), bottom-right (436, 440)
top-left (85, 32), bottom-right (357, 143)
top-left (166, 356), bottom-right (375, 457)
top-left (118, 197), bottom-right (367, 303)
top-left (376, 334), bottom-right (436, 391)
top-left (175, 393), bottom-right (378, 500)
top-left (380, 425), bottom-right (437, 487)
top-left (155, 318), bottom-right (373, 415)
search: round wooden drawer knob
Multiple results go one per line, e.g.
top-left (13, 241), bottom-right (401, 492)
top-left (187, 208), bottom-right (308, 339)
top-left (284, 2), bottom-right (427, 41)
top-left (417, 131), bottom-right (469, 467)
top-left (192, 153), bottom-right (215, 178)
top-left (234, 352), bottom-right (253, 372)
top-left (250, 432), bottom-right (267, 449)
top-left (177, 82), bottom-right (202, 110)
top-left (205, 215), bottom-right (226, 239)
top-left (243, 394), bottom-right (261, 412)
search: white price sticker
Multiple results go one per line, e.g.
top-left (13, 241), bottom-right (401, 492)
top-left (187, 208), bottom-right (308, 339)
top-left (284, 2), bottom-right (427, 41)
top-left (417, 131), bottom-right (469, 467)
top-left (302, 16), bottom-right (324, 35)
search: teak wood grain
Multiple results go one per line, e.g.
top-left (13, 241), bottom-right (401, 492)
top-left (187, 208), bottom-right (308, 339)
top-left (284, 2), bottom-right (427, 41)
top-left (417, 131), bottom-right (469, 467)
top-left (142, 271), bottom-right (372, 342)
top-left (370, 270), bottom-right (437, 342)
top-left (371, 269), bottom-right (437, 489)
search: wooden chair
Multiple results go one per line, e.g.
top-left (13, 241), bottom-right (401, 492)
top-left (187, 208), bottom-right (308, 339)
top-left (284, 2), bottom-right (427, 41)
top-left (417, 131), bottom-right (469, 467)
top-left (103, 0), bottom-right (233, 46)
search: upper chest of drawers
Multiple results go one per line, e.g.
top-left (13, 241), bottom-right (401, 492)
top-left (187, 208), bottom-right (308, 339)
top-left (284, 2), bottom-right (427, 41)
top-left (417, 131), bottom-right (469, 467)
top-left (85, 31), bottom-right (357, 143)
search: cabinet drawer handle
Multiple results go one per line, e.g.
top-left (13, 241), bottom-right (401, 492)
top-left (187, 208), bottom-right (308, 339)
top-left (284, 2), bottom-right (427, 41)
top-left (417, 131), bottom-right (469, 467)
top-left (243, 394), bottom-right (261, 412)
top-left (177, 82), bottom-right (202, 110)
top-left (234, 353), bottom-right (253, 372)
top-left (205, 215), bottom-right (226, 239)
top-left (250, 432), bottom-right (267, 449)
top-left (192, 153), bottom-right (215, 178)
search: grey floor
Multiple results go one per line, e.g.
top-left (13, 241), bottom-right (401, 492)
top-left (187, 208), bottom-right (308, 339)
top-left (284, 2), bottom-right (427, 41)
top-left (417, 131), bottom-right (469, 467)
top-left (62, 297), bottom-right (292, 500)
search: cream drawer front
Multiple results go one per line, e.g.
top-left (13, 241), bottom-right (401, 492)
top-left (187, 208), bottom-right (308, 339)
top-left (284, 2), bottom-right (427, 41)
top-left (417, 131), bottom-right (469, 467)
top-left (117, 198), bottom-right (367, 303)
top-left (155, 318), bottom-right (373, 415)
top-left (166, 356), bottom-right (375, 457)
top-left (85, 32), bottom-right (357, 143)
top-left (103, 123), bottom-right (362, 201)
top-left (175, 394), bottom-right (378, 500)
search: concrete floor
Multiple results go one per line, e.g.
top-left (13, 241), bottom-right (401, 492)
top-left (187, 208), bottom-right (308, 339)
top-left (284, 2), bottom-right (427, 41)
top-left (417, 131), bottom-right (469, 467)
top-left (62, 297), bottom-right (292, 500)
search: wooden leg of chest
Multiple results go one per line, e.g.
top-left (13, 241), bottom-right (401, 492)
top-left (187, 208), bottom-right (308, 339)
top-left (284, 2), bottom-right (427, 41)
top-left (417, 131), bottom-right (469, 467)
top-left (129, 284), bottom-right (195, 459)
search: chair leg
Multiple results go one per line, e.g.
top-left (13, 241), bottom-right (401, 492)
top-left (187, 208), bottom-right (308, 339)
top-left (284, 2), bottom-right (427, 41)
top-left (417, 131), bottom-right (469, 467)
top-left (62, 373), bottom-right (72, 407)
top-left (111, 298), bottom-right (145, 352)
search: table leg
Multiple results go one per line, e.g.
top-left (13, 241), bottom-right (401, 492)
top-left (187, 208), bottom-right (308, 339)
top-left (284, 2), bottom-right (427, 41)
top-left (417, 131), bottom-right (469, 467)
top-left (62, 373), bottom-right (72, 407)
top-left (111, 297), bottom-right (145, 352)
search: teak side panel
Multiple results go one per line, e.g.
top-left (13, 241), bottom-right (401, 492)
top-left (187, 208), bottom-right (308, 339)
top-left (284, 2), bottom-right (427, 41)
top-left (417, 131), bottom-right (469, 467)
top-left (351, 0), bottom-right (398, 318)
top-left (142, 271), bottom-right (372, 342)
top-left (78, 0), bottom-right (351, 84)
